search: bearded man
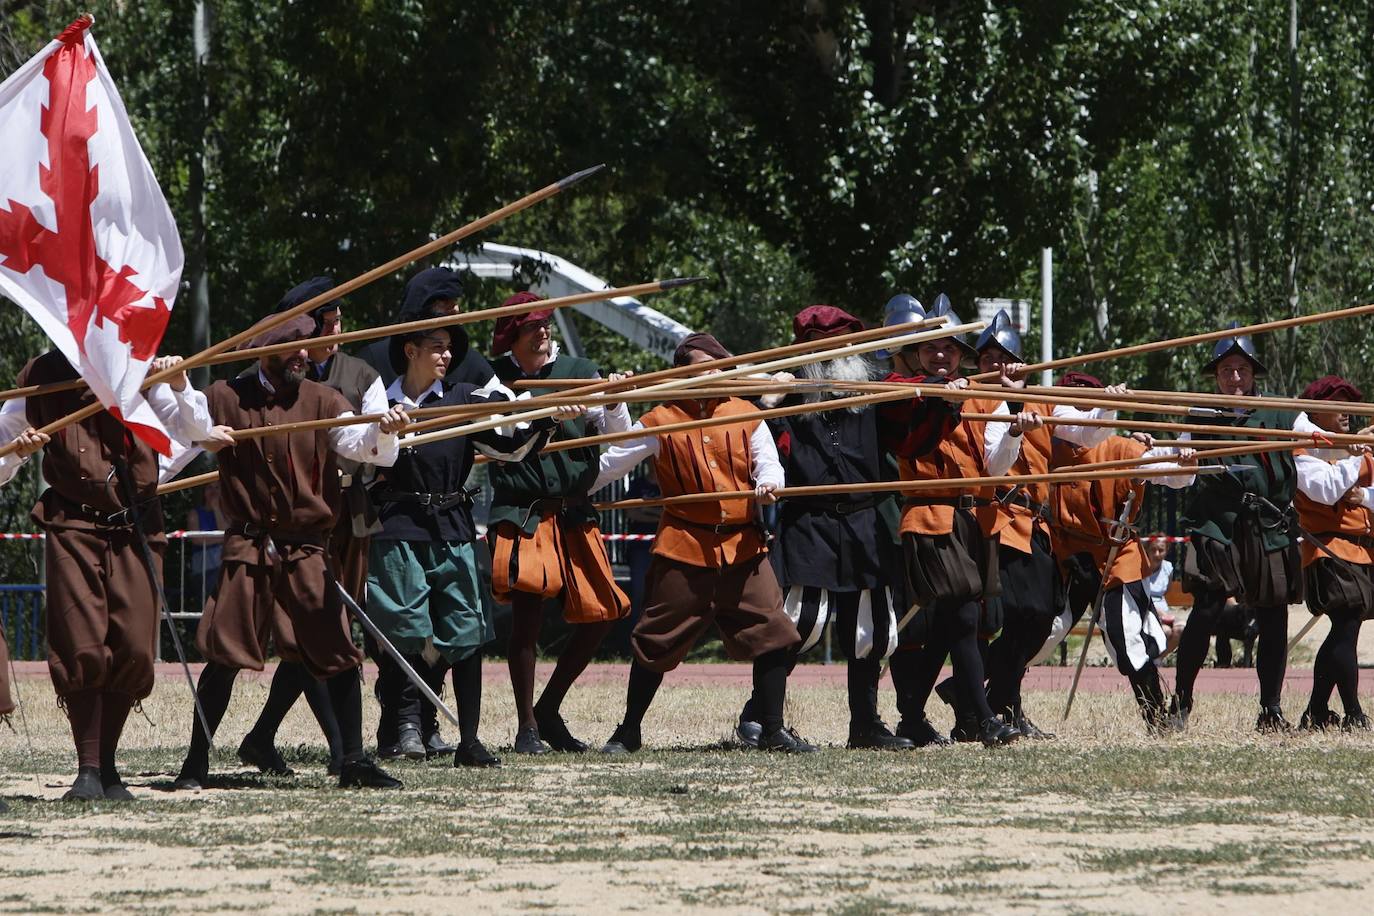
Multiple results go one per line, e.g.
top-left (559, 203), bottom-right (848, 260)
top-left (734, 305), bottom-right (910, 749)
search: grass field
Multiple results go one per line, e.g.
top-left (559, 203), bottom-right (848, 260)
top-left (3, 672), bottom-right (1374, 914)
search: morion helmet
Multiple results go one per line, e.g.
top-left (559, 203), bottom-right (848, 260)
top-left (1201, 321), bottom-right (1266, 376)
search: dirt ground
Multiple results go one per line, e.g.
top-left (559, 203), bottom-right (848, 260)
top-left (3, 658), bottom-right (1374, 914)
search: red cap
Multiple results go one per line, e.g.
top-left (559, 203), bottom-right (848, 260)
top-left (1056, 371), bottom-right (1105, 389)
top-left (1300, 375), bottom-right (1363, 404)
top-left (491, 292), bottom-right (553, 355)
top-left (793, 305), bottom-right (863, 342)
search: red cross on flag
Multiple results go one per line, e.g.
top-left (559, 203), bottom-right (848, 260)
top-left (0, 15), bottom-right (182, 455)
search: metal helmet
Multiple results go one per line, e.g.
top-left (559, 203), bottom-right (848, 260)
top-left (925, 293), bottom-right (979, 361)
top-left (876, 294), bottom-right (924, 359)
top-left (974, 308), bottom-right (1022, 361)
top-left (1201, 321), bottom-right (1267, 376)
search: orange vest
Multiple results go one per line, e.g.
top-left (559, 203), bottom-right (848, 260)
top-left (1050, 436), bottom-right (1147, 589)
top-left (1294, 449), bottom-right (1374, 567)
top-left (640, 398), bottom-right (767, 568)
top-left (897, 396), bottom-right (1008, 537)
top-left (981, 402), bottom-right (1053, 554)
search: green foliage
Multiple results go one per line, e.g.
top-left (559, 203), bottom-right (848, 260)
top-left (4, 1), bottom-right (1374, 567)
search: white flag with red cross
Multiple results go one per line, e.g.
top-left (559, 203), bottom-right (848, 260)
top-left (0, 15), bottom-right (182, 455)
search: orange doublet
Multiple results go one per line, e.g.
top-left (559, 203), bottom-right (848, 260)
top-left (640, 398), bottom-right (767, 568)
top-left (897, 396), bottom-right (1008, 538)
top-left (1295, 449), bottom-right (1374, 567)
top-left (1050, 436), bottom-right (1148, 590)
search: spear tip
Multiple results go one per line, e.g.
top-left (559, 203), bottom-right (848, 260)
top-left (557, 164), bottom-right (607, 189)
top-left (660, 276), bottom-right (709, 290)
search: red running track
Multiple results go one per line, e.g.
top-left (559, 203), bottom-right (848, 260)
top-left (10, 661), bottom-right (1372, 694)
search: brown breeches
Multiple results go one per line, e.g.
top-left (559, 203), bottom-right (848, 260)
top-left (490, 517), bottom-right (629, 623)
top-left (631, 553), bottom-right (800, 673)
top-left (330, 515), bottom-right (370, 608)
top-left (196, 534), bottom-right (363, 679)
top-left (44, 526), bottom-right (160, 699)
top-left (0, 629), bottom-right (13, 716)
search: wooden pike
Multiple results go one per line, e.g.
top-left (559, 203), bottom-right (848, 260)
top-left (207, 277), bottom-right (705, 367)
top-left (1013, 383), bottom-right (1371, 419)
top-left (157, 470), bottom-right (217, 496)
top-left (594, 465), bottom-right (1229, 512)
top-left (1051, 441), bottom-right (1301, 474)
top-left (962, 411), bottom-right (1374, 447)
top-left (497, 316), bottom-right (947, 400)
top-left (967, 297), bottom-right (1374, 383)
top-left (0, 166), bottom-right (607, 459)
top-left (476, 386), bottom-right (933, 459)
top-left (398, 321), bottom-right (987, 450)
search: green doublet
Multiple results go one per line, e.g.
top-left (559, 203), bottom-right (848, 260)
top-left (1180, 398), bottom-right (1298, 552)
top-left (487, 355), bottom-right (602, 534)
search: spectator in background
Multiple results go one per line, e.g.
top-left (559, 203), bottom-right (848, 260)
top-left (1142, 538), bottom-right (1182, 656)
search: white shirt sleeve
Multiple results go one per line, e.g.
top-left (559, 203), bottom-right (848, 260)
top-left (0, 397), bottom-right (32, 488)
top-left (983, 401), bottom-right (1023, 477)
top-left (359, 376), bottom-right (389, 415)
top-left (750, 422), bottom-right (785, 489)
top-left (146, 382), bottom-right (216, 445)
top-left (1136, 446), bottom-right (1196, 489)
top-left (1295, 452), bottom-right (1365, 506)
top-left (591, 422), bottom-right (659, 492)
top-left (329, 411), bottom-right (400, 467)
top-left (1051, 403), bottom-right (1115, 448)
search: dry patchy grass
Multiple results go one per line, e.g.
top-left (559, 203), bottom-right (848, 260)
top-left (2, 672), bottom-right (1374, 913)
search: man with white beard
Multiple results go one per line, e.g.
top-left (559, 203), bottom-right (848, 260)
top-left (735, 305), bottom-right (915, 749)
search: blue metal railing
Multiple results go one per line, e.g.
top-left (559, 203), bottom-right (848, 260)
top-left (0, 584), bottom-right (44, 661)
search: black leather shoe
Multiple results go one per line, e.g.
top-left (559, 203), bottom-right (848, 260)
top-left (0, 798), bottom-right (8, 814)
top-left (601, 724), bottom-right (642, 755)
top-left (735, 718), bottom-right (763, 749)
top-left (62, 767), bottom-right (104, 801)
top-left (1011, 707), bottom-right (1055, 740)
top-left (238, 735), bottom-right (295, 776)
top-left (535, 708), bottom-right (588, 753)
top-left (338, 757), bottom-right (402, 789)
top-left (758, 726), bottom-right (819, 753)
top-left (978, 715), bottom-right (1020, 747)
top-left (102, 780), bottom-right (136, 802)
top-left (514, 725), bottom-right (551, 755)
top-left (423, 729), bottom-right (458, 759)
top-left (396, 724), bottom-right (427, 760)
top-left (950, 716), bottom-right (982, 743)
top-left (172, 761), bottom-right (207, 792)
top-left (896, 717), bottom-right (952, 748)
top-left (1256, 706), bottom-right (1292, 734)
top-left (454, 740), bottom-right (501, 768)
top-left (1343, 712), bottom-right (1372, 731)
top-left (327, 757), bottom-right (342, 777)
top-left (848, 722), bottom-right (915, 750)
top-left (1299, 707), bottom-right (1341, 731)
top-left (1168, 695), bottom-right (1191, 732)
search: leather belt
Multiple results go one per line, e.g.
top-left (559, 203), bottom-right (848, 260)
top-left (227, 523), bottom-right (326, 548)
top-left (982, 490), bottom-right (1052, 521)
top-left (374, 488), bottom-right (474, 511)
top-left (73, 498), bottom-right (158, 528)
top-left (790, 495), bottom-right (878, 516)
top-left (520, 495), bottom-right (590, 529)
top-left (675, 517), bottom-right (763, 536)
top-left (1314, 531), bottom-right (1374, 549)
